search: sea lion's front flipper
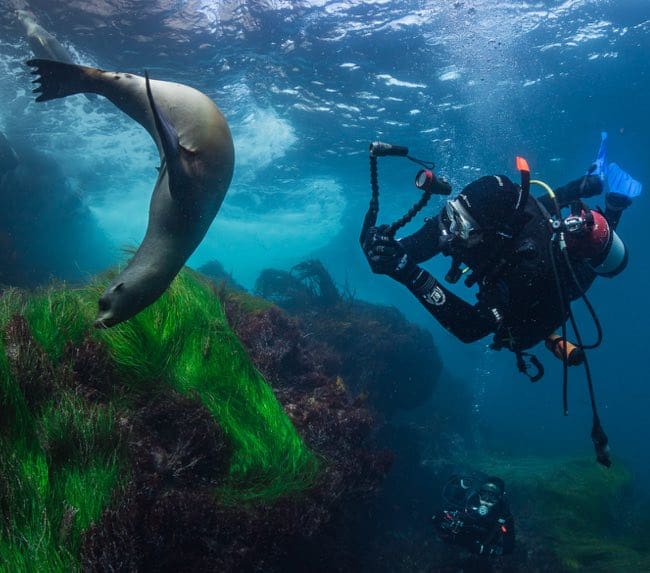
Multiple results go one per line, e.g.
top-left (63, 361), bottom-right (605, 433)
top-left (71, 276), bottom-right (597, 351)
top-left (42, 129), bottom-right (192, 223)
top-left (144, 71), bottom-right (192, 202)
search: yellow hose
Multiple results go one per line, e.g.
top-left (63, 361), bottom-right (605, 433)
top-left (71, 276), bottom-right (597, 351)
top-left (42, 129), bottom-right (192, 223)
top-left (530, 179), bottom-right (555, 199)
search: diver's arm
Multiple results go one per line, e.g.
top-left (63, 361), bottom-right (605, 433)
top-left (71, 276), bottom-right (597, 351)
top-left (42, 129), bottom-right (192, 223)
top-left (397, 215), bottom-right (444, 263)
top-left (603, 193), bottom-right (631, 230)
top-left (501, 513), bottom-right (516, 554)
top-left (403, 269), bottom-right (495, 343)
top-left (539, 175), bottom-right (630, 230)
top-left (363, 226), bottom-right (495, 342)
top-left (537, 175), bottom-right (603, 212)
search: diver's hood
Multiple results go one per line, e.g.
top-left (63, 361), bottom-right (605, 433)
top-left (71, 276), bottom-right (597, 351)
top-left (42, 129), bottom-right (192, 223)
top-left (456, 175), bottom-right (520, 230)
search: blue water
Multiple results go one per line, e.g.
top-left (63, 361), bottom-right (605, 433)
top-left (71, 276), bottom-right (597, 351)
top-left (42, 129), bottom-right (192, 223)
top-left (1, 0), bottom-right (649, 512)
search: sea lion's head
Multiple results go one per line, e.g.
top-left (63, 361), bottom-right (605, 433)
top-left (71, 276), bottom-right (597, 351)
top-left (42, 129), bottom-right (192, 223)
top-left (94, 281), bottom-right (127, 328)
top-left (94, 280), bottom-right (151, 328)
top-left (15, 9), bottom-right (36, 31)
top-left (94, 269), bottom-right (167, 328)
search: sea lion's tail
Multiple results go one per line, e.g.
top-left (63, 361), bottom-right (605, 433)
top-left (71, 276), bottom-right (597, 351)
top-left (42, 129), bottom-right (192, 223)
top-left (27, 59), bottom-right (98, 102)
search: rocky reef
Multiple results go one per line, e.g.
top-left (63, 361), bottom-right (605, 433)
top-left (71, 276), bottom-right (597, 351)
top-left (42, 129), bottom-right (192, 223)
top-left (0, 134), bottom-right (113, 288)
top-left (0, 268), bottom-right (390, 571)
top-left (3, 257), bottom-right (648, 572)
top-left (250, 259), bottom-right (443, 418)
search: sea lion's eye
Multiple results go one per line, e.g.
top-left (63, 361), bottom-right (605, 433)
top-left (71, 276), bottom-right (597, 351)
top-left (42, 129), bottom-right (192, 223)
top-left (98, 298), bottom-right (110, 311)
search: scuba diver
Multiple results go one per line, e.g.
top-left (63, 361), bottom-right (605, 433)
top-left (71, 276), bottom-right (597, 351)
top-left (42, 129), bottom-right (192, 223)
top-left (432, 473), bottom-right (515, 558)
top-left (360, 133), bottom-right (643, 466)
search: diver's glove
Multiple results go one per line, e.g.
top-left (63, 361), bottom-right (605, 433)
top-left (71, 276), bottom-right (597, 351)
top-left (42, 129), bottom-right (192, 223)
top-left (605, 192), bottom-right (632, 212)
top-left (579, 174), bottom-right (604, 197)
top-left (362, 225), bottom-right (420, 284)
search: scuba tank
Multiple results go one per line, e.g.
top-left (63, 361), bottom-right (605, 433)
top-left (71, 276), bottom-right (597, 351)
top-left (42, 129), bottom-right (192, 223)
top-left (563, 208), bottom-right (627, 277)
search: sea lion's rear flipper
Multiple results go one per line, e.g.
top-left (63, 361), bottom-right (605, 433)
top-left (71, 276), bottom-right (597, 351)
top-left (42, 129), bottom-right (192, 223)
top-left (27, 59), bottom-right (95, 102)
top-left (145, 71), bottom-right (192, 203)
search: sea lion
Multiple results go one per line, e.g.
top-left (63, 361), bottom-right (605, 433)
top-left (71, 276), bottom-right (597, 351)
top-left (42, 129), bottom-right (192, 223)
top-left (16, 10), bottom-right (76, 64)
top-left (27, 59), bottom-right (235, 327)
top-left (16, 9), bottom-right (96, 102)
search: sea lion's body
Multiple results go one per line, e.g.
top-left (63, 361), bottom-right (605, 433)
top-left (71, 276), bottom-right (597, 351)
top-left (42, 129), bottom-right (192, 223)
top-left (28, 59), bottom-right (235, 326)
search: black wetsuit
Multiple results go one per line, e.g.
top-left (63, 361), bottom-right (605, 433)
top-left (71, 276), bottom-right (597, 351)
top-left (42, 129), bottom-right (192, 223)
top-left (397, 176), bottom-right (623, 352)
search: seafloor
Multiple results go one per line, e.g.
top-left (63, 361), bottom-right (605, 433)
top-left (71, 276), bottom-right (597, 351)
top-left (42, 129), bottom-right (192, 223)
top-left (1, 260), bottom-right (648, 572)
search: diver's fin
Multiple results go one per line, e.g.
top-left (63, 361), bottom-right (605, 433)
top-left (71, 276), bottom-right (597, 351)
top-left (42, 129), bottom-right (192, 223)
top-left (144, 71), bottom-right (190, 202)
top-left (607, 162), bottom-right (643, 199)
top-left (27, 58), bottom-right (93, 102)
top-left (589, 131), bottom-right (608, 180)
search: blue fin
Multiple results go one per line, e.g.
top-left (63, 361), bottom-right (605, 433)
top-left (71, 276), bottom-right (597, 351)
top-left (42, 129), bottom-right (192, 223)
top-left (144, 71), bottom-right (189, 201)
top-left (607, 162), bottom-right (643, 198)
top-left (590, 131), bottom-right (608, 180)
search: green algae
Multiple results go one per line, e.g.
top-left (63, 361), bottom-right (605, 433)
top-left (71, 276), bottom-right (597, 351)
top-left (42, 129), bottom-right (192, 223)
top-left (0, 268), bottom-right (319, 571)
top-left (471, 453), bottom-right (650, 572)
top-left (95, 269), bottom-right (319, 499)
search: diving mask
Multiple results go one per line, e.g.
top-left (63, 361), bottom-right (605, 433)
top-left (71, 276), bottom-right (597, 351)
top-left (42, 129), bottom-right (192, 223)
top-left (478, 483), bottom-right (501, 507)
top-left (445, 198), bottom-right (481, 244)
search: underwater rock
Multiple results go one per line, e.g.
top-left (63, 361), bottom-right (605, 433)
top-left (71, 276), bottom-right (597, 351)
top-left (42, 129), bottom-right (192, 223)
top-left (254, 259), bottom-right (442, 417)
top-left (63, 336), bottom-right (115, 402)
top-left (82, 391), bottom-right (234, 572)
top-left (127, 391), bottom-right (232, 489)
top-left (218, 283), bottom-right (393, 571)
top-left (0, 144), bottom-right (113, 288)
top-left (256, 259), bottom-right (341, 312)
top-left (197, 258), bottom-right (247, 292)
top-left (223, 301), bottom-right (340, 390)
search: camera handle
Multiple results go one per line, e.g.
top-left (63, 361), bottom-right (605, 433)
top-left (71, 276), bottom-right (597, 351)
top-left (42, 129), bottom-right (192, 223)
top-left (360, 141), bottom-right (445, 245)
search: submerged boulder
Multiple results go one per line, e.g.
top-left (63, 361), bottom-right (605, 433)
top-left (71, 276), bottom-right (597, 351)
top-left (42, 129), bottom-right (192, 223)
top-left (253, 259), bottom-right (443, 417)
top-left (0, 141), bottom-right (113, 288)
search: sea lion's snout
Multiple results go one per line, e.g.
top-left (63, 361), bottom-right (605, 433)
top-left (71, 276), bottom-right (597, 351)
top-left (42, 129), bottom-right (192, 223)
top-left (94, 307), bottom-right (116, 329)
top-left (93, 318), bottom-right (109, 329)
top-left (94, 281), bottom-right (134, 328)
top-left (94, 309), bottom-right (118, 329)
top-left (15, 10), bottom-right (32, 25)
top-left (94, 288), bottom-right (118, 328)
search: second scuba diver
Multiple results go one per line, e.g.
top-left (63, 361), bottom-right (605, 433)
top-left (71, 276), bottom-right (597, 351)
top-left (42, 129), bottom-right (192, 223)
top-left (432, 473), bottom-right (515, 559)
top-left (361, 132), bottom-right (642, 466)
